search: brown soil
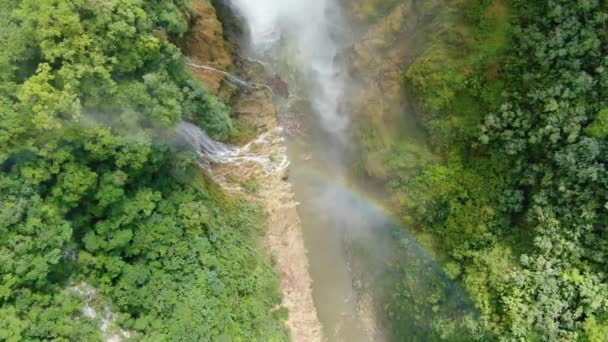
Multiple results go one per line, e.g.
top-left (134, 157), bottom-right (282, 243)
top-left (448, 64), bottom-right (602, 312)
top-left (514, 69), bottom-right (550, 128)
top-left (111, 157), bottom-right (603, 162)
top-left (262, 169), bottom-right (324, 342)
top-left (179, 0), bottom-right (233, 97)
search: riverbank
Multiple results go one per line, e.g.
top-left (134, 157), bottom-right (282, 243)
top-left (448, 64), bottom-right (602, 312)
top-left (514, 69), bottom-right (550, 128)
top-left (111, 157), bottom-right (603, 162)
top-left (182, 2), bottom-right (322, 340)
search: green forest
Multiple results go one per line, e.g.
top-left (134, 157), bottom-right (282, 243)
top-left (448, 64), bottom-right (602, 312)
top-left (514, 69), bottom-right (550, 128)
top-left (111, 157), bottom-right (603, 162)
top-left (354, 0), bottom-right (608, 340)
top-left (2, 0), bottom-right (608, 341)
top-left (0, 0), bottom-right (287, 340)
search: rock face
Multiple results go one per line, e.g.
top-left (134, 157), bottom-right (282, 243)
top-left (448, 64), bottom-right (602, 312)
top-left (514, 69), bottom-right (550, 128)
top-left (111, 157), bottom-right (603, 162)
top-left (348, 1), bottom-right (439, 181)
top-left (180, 0), bottom-right (233, 96)
top-left (352, 1), bottom-right (415, 132)
top-left (181, 2), bottom-right (323, 341)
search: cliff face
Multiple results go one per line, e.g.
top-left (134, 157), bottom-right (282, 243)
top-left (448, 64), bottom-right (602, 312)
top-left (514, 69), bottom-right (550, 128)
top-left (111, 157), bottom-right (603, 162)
top-left (349, 1), bottom-right (440, 193)
top-left (179, 0), bottom-right (232, 96)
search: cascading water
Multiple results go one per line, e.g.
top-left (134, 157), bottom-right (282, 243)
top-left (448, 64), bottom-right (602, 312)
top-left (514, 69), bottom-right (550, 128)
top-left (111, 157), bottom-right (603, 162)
top-left (175, 122), bottom-right (233, 163)
top-left (226, 0), bottom-right (382, 340)
top-left (175, 121), bottom-right (288, 176)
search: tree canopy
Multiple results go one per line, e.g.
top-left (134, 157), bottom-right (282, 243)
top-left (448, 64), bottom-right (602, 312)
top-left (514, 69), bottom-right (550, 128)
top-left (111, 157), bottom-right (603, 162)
top-left (0, 0), bottom-right (286, 340)
top-left (354, 0), bottom-right (608, 340)
top-left (403, 0), bottom-right (608, 339)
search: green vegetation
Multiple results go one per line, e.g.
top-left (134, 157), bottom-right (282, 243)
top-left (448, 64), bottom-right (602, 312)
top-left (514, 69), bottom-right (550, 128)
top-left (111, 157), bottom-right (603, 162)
top-left (0, 0), bottom-right (286, 340)
top-left (355, 0), bottom-right (608, 340)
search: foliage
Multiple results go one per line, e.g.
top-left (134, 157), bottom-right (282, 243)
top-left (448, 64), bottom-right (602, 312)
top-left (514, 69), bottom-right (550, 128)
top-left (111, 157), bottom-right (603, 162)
top-left (0, 0), bottom-right (286, 340)
top-left (357, 0), bottom-right (608, 340)
top-left (399, 0), bottom-right (608, 341)
top-left (585, 108), bottom-right (608, 139)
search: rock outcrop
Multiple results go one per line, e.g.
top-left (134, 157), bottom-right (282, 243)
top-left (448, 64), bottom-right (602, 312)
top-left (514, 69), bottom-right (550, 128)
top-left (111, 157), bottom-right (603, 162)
top-left (179, 0), bottom-right (233, 96)
top-left (349, 1), bottom-right (438, 181)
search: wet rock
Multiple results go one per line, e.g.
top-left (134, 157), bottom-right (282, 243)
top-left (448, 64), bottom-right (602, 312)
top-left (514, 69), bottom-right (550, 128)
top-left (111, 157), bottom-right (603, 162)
top-left (268, 75), bottom-right (290, 98)
top-left (281, 166), bottom-right (290, 181)
top-left (277, 111), bottom-right (305, 137)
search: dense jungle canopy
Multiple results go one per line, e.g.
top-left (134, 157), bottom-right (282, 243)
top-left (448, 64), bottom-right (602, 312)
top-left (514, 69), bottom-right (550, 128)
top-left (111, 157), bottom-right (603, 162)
top-left (0, 0), bottom-right (287, 340)
top-left (354, 0), bottom-right (608, 340)
top-left (2, 0), bottom-right (608, 341)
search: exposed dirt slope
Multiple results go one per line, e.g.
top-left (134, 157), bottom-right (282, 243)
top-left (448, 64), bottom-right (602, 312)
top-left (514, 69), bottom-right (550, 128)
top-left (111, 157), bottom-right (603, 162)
top-left (180, 0), bottom-right (232, 96)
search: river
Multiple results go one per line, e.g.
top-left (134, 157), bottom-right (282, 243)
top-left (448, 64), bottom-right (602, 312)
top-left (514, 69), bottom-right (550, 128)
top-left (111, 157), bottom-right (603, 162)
top-left (221, 0), bottom-right (476, 340)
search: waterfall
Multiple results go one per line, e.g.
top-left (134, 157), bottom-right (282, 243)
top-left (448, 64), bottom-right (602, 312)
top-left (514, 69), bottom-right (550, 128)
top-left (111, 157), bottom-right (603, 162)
top-left (175, 122), bottom-right (288, 175)
top-left (175, 122), bottom-right (234, 163)
top-left (227, 0), bottom-right (350, 137)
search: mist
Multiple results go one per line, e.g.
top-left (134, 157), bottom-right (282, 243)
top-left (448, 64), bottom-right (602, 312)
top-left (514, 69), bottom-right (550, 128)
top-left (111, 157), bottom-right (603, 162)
top-left (228, 0), bottom-right (350, 138)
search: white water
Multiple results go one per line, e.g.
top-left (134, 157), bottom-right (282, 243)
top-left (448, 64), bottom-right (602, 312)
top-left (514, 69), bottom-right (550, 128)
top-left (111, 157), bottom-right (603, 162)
top-left (228, 0), bottom-right (349, 137)
top-left (175, 121), bottom-right (289, 175)
top-left (71, 283), bottom-right (131, 342)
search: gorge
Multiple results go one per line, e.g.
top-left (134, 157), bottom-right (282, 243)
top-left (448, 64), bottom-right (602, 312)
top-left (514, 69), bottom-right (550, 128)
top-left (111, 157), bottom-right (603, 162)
top-left (213, 0), bottom-right (476, 340)
top-left (1, 0), bottom-right (608, 341)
